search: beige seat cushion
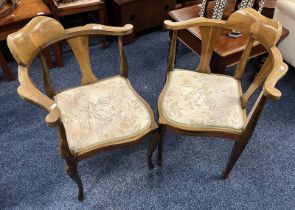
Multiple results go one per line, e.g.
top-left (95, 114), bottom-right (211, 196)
top-left (160, 69), bottom-right (245, 132)
top-left (54, 76), bottom-right (151, 154)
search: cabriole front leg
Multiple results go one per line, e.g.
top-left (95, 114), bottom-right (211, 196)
top-left (157, 125), bottom-right (166, 166)
top-left (65, 159), bottom-right (84, 201)
top-left (147, 130), bottom-right (160, 170)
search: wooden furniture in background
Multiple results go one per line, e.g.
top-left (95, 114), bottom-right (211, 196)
top-left (149, 8), bottom-right (288, 178)
top-left (0, 0), bottom-right (18, 19)
top-left (177, 0), bottom-right (277, 16)
top-left (106, 0), bottom-right (176, 44)
top-left (7, 16), bottom-right (158, 201)
top-left (44, 0), bottom-right (109, 47)
top-left (260, 0), bottom-right (277, 18)
top-left (169, 1), bottom-right (288, 73)
top-left (0, 0), bottom-right (61, 81)
top-left (0, 49), bottom-right (14, 81)
top-left (176, 0), bottom-right (202, 8)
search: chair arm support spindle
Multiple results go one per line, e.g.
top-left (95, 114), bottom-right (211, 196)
top-left (118, 36), bottom-right (128, 77)
top-left (263, 48), bottom-right (288, 101)
top-left (39, 54), bottom-right (56, 97)
top-left (243, 91), bottom-right (267, 140)
top-left (234, 37), bottom-right (255, 80)
top-left (18, 66), bottom-right (61, 127)
top-left (167, 31), bottom-right (178, 72)
top-left (241, 56), bottom-right (272, 108)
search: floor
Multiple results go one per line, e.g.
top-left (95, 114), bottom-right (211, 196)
top-left (0, 30), bottom-right (294, 209)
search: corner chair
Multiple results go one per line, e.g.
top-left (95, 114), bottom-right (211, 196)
top-left (7, 17), bottom-right (158, 201)
top-left (150, 8), bottom-right (288, 178)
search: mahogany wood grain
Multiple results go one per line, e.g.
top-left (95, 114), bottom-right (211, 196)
top-left (0, 0), bottom-right (51, 27)
top-left (46, 0), bottom-right (109, 47)
top-left (106, 0), bottom-right (176, 44)
top-left (168, 2), bottom-right (288, 73)
top-left (0, 51), bottom-right (14, 81)
top-left (0, 0), bottom-right (62, 81)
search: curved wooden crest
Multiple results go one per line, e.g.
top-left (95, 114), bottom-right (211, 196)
top-left (227, 8), bottom-right (282, 48)
top-left (7, 16), bottom-right (65, 66)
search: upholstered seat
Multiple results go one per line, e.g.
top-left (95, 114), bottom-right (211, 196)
top-left (159, 69), bottom-right (245, 132)
top-left (55, 76), bottom-right (152, 154)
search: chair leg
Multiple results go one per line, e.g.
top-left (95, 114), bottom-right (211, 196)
top-left (157, 125), bottom-right (166, 166)
top-left (222, 141), bottom-right (249, 179)
top-left (147, 131), bottom-right (159, 170)
top-left (66, 160), bottom-right (84, 201)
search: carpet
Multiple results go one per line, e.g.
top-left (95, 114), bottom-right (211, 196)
top-left (0, 30), bottom-right (294, 209)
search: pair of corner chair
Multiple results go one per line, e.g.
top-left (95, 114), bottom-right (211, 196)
top-left (7, 8), bottom-right (288, 201)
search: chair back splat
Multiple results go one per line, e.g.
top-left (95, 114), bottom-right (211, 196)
top-left (196, 26), bottom-right (221, 73)
top-left (7, 16), bottom-right (134, 125)
top-left (66, 35), bottom-right (97, 85)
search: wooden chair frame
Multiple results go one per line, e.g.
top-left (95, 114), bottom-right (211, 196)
top-left (149, 8), bottom-right (288, 178)
top-left (7, 16), bottom-right (158, 201)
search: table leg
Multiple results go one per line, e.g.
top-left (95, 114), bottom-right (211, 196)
top-left (0, 51), bottom-right (15, 81)
top-left (210, 54), bottom-right (227, 74)
top-left (53, 43), bottom-right (64, 67)
top-left (41, 48), bottom-right (54, 69)
top-left (99, 3), bottom-right (109, 47)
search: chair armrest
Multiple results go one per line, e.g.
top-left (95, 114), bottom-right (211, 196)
top-left (18, 66), bottom-right (61, 127)
top-left (65, 24), bottom-right (134, 37)
top-left (263, 47), bottom-right (289, 100)
top-left (163, 18), bottom-right (226, 30)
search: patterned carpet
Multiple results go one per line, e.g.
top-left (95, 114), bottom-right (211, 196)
top-left (0, 30), bottom-right (294, 209)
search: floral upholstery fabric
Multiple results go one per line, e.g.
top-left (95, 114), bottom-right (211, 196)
top-left (160, 69), bottom-right (245, 132)
top-left (54, 76), bottom-right (151, 154)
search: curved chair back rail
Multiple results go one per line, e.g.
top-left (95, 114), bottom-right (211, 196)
top-left (7, 16), bottom-right (134, 126)
top-left (155, 8), bottom-right (288, 179)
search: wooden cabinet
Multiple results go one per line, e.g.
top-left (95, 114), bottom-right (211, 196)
top-left (106, 0), bottom-right (176, 44)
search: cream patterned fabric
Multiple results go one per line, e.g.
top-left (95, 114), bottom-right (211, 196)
top-left (160, 69), bottom-right (245, 132)
top-left (54, 76), bottom-right (151, 154)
